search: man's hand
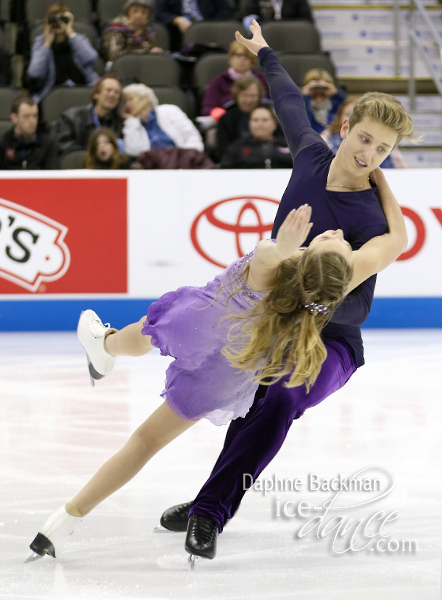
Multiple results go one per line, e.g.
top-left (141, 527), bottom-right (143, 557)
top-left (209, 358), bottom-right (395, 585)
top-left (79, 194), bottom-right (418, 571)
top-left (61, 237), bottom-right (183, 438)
top-left (235, 19), bottom-right (268, 56)
top-left (275, 205), bottom-right (313, 261)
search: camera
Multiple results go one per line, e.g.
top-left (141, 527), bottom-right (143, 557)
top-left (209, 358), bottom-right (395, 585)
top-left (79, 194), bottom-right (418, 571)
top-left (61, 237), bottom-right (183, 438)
top-left (48, 13), bottom-right (70, 25)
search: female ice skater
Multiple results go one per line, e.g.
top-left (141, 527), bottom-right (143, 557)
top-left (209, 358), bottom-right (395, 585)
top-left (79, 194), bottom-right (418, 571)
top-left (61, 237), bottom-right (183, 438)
top-left (27, 167), bottom-right (406, 562)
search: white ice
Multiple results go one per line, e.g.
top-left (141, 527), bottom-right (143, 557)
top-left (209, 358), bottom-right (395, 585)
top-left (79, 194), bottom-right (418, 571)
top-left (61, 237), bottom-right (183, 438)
top-left (1, 330), bottom-right (441, 599)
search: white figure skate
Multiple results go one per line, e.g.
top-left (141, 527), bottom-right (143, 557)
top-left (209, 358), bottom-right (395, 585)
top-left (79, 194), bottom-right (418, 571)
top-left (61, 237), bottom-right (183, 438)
top-left (25, 506), bottom-right (83, 562)
top-left (77, 309), bottom-right (117, 386)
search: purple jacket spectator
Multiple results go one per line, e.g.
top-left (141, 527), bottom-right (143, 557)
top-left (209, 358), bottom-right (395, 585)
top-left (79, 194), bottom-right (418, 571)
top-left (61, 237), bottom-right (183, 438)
top-left (201, 70), bottom-right (269, 116)
top-left (27, 34), bottom-right (99, 103)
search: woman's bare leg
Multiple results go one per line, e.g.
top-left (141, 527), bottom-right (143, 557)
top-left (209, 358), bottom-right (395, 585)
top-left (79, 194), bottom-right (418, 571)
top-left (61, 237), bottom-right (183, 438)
top-left (105, 316), bottom-right (153, 357)
top-left (68, 402), bottom-right (197, 516)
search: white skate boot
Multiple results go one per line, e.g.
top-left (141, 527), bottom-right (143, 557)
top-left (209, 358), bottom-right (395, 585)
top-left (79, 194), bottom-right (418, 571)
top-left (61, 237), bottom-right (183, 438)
top-left (26, 506), bottom-right (83, 561)
top-left (77, 309), bottom-right (117, 386)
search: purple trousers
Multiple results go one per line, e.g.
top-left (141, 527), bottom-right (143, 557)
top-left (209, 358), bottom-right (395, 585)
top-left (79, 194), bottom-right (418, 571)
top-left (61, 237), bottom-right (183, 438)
top-left (188, 340), bottom-right (356, 532)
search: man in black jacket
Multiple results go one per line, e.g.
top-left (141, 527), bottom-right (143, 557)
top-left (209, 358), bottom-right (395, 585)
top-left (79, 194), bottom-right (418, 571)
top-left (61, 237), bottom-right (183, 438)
top-left (0, 95), bottom-right (58, 169)
top-left (154, 0), bottom-right (234, 51)
top-left (56, 75), bottom-right (124, 156)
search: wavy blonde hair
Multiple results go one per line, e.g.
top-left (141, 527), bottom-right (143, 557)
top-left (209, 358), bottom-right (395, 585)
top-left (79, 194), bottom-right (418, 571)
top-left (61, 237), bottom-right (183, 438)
top-left (222, 247), bottom-right (353, 393)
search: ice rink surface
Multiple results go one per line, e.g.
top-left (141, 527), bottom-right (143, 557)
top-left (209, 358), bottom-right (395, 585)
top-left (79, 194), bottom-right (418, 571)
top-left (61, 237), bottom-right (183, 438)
top-left (1, 330), bottom-right (441, 600)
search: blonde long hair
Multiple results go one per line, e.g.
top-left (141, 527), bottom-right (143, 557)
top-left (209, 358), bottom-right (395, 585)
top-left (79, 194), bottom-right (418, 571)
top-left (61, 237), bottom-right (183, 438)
top-left (222, 248), bottom-right (353, 392)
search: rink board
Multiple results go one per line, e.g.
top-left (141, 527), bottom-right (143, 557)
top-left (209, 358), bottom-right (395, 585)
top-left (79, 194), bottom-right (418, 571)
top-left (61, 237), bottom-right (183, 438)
top-left (0, 169), bottom-right (441, 330)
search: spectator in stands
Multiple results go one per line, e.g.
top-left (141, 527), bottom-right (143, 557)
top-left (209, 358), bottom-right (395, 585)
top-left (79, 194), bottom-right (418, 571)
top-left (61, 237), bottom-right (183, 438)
top-left (301, 68), bottom-right (346, 133)
top-left (102, 0), bottom-right (163, 70)
top-left (220, 104), bottom-right (292, 169)
top-left (216, 74), bottom-right (267, 160)
top-left (56, 75), bottom-right (124, 155)
top-left (241, 0), bottom-right (314, 30)
top-left (154, 0), bottom-right (234, 51)
top-left (200, 40), bottom-right (268, 117)
top-left (27, 2), bottom-right (99, 103)
top-left (320, 95), bottom-right (406, 168)
top-left (84, 127), bottom-right (133, 169)
top-left (0, 95), bottom-right (58, 169)
top-left (122, 83), bottom-right (204, 156)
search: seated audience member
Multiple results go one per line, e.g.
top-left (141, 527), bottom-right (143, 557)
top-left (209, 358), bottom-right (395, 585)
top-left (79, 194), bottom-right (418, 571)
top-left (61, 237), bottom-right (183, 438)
top-left (102, 0), bottom-right (163, 69)
top-left (154, 0), bottom-right (234, 51)
top-left (220, 104), bottom-right (292, 168)
top-left (301, 68), bottom-right (346, 133)
top-left (200, 40), bottom-right (268, 117)
top-left (122, 83), bottom-right (204, 156)
top-left (216, 74), bottom-right (266, 159)
top-left (0, 95), bottom-right (58, 170)
top-left (320, 95), bottom-right (406, 168)
top-left (241, 0), bottom-right (314, 29)
top-left (56, 75), bottom-right (124, 155)
top-left (84, 127), bottom-right (133, 169)
top-left (27, 2), bottom-right (99, 103)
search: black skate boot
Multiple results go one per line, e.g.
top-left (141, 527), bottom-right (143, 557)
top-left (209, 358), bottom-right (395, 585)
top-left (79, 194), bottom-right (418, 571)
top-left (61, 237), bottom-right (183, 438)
top-left (160, 500), bottom-right (193, 532)
top-left (185, 514), bottom-right (218, 560)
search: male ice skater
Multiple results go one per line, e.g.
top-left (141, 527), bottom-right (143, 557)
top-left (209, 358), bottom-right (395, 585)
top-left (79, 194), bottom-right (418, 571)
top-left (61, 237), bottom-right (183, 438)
top-left (159, 21), bottom-right (415, 559)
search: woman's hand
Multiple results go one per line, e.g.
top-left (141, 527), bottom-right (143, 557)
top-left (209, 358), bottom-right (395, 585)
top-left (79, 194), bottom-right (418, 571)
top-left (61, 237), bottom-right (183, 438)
top-left (43, 25), bottom-right (55, 47)
top-left (235, 19), bottom-right (269, 56)
top-left (63, 12), bottom-right (75, 38)
top-left (275, 205), bottom-right (313, 261)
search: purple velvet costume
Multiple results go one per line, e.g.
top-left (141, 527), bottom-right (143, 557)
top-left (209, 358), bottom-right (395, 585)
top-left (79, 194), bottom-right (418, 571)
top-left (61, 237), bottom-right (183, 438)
top-left (184, 48), bottom-right (389, 533)
top-left (142, 252), bottom-right (266, 425)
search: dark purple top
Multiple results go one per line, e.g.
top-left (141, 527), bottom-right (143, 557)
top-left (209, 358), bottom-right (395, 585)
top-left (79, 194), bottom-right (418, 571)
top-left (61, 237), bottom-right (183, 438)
top-left (259, 47), bottom-right (387, 368)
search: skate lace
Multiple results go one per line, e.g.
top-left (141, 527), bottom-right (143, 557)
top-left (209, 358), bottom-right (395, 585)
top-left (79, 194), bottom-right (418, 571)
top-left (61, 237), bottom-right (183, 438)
top-left (89, 317), bottom-right (111, 337)
top-left (192, 516), bottom-right (217, 542)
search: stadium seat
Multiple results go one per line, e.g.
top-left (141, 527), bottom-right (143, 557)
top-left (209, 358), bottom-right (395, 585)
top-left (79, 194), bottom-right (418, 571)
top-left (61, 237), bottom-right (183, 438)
top-left (193, 53), bottom-right (230, 98)
top-left (60, 150), bottom-right (87, 169)
top-left (40, 86), bottom-right (93, 128)
top-left (261, 21), bottom-right (321, 54)
top-left (112, 53), bottom-right (180, 87)
top-left (183, 21), bottom-right (246, 51)
top-left (278, 53), bottom-right (337, 87)
top-left (0, 87), bottom-right (18, 119)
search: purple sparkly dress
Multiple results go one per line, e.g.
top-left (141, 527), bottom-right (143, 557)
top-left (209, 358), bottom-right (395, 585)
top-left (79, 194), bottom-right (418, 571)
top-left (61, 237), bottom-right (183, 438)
top-left (142, 251), bottom-right (266, 426)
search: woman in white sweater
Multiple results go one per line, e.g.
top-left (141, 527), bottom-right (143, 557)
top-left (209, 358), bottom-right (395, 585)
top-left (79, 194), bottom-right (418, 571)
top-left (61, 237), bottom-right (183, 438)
top-left (122, 83), bottom-right (203, 156)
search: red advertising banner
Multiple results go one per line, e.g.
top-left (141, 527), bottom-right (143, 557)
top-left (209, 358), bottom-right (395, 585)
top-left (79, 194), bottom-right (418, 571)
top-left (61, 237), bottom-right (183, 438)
top-left (0, 179), bottom-right (127, 294)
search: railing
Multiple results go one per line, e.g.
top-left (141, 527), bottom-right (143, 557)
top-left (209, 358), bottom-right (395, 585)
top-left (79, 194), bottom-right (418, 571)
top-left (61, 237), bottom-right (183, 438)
top-left (407, 0), bottom-right (442, 108)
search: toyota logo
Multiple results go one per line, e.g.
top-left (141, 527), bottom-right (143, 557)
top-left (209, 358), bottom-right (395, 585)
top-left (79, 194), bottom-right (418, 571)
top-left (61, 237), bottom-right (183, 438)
top-left (191, 196), bottom-right (279, 268)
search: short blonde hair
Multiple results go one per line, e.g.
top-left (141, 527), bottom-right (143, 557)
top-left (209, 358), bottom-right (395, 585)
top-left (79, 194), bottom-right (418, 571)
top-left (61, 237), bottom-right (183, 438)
top-left (349, 92), bottom-right (415, 144)
top-left (228, 40), bottom-right (257, 65)
top-left (302, 68), bottom-right (334, 87)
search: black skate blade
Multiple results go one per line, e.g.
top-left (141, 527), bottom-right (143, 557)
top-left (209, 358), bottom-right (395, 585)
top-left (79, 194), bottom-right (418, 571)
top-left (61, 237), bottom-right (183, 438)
top-left (188, 555), bottom-right (198, 570)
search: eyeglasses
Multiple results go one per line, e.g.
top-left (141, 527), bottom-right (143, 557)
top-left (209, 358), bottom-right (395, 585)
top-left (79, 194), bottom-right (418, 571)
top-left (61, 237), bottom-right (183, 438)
top-left (230, 53), bottom-right (251, 59)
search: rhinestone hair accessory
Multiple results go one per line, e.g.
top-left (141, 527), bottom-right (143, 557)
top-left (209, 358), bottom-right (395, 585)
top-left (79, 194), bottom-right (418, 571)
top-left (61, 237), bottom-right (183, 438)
top-left (302, 301), bottom-right (330, 314)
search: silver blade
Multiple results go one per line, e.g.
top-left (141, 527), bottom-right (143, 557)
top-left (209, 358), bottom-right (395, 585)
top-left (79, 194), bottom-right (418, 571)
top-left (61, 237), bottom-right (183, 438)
top-left (24, 552), bottom-right (43, 564)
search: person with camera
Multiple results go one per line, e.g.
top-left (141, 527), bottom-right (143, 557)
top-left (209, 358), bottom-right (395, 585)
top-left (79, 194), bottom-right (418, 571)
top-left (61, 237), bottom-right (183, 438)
top-left (301, 68), bottom-right (346, 134)
top-left (27, 2), bottom-right (99, 103)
